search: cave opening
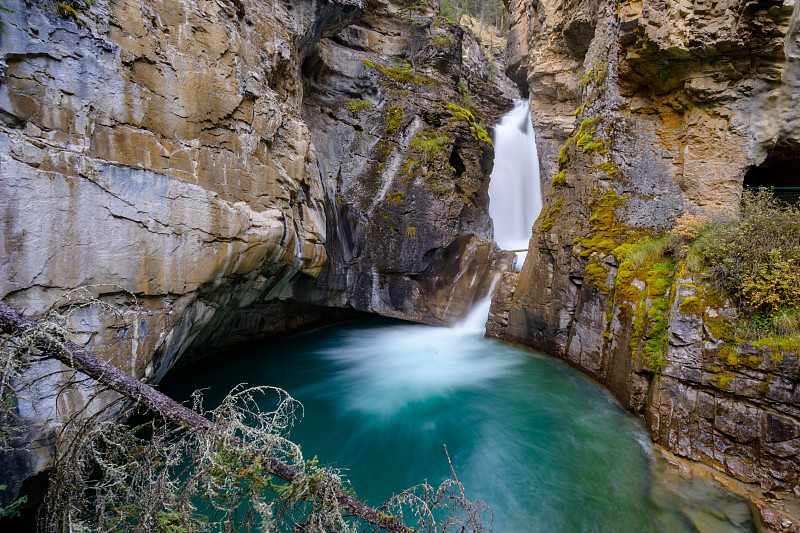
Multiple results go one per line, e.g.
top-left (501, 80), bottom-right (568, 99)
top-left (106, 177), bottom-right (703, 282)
top-left (743, 145), bottom-right (800, 205)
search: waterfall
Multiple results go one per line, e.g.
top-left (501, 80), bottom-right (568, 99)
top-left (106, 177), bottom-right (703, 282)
top-left (488, 100), bottom-right (543, 270)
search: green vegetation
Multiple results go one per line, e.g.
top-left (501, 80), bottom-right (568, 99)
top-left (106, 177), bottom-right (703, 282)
top-left (364, 59), bottom-right (433, 87)
top-left (677, 191), bottom-right (800, 326)
top-left (447, 103), bottom-right (492, 146)
top-left (552, 170), bottom-right (567, 187)
top-left (578, 56), bottom-right (609, 95)
top-left (575, 117), bottom-right (605, 155)
top-left (386, 106), bottom-right (405, 133)
top-left (430, 32), bottom-right (457, 48)
top-left (580, 189), bottom-right (625, 258)
top-left (345, 98), bottom-right (372, 115)
top-left (610, 239), bottom-right (676, 373)
top-left (578, 60), bottom-right (608, 88)
top-left (0, 2), bottom-right (13, 34)
top-left (0, 485), bottom-right (26, 519)
top-left (386, 190), bottom-right (405, 204)
top-left (590, 190), bottom-right (800, 376)
top-left (439, 0), bottom-right (507, 34)
top-left (396, 126), bottom-right (454, 199)
top-left (541, 197), bottom-right (563, 232)
top-left (410, 128), bottom-right (449, 159)
top-left (2, 0), bottom-right (96, 32)
top-left (456, 80), bottom-right (478, 114)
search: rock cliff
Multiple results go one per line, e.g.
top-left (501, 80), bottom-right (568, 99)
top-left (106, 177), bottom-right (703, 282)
top-left (0, 0), bottom-right (515, 507)
top-left (497, 0), bottom-right (800, 528)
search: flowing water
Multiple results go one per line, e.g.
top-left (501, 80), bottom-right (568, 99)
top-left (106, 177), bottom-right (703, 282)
top-left (161, 315), bottom-right (756, 532)
top-left (488, 100), bottom-right (543, 269)
top-left (160, 103), bottom-right (755, 532)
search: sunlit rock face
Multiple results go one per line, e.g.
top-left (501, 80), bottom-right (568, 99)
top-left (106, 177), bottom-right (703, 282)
top-left (0, 0), bottom-right (516, 505)
top-left (496, 0), bottom-right (800, 521)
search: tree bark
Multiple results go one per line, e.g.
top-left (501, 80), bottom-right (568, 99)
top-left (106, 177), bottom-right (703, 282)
top-left (0, 302), bottom-right (408, 533)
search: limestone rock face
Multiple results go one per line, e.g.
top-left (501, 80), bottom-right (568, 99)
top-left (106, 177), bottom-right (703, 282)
top-left (0, 0), bottom-right (514, 505)
top-left (497, 0), bottom-right (800, 514)
top-left (302, 0), bottom-right (517, 324)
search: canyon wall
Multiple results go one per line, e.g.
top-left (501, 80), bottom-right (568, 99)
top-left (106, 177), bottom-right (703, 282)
top-left (497, 0), bottom-right (800, 528)
top-left (0, 0), bottom-right (514, 505)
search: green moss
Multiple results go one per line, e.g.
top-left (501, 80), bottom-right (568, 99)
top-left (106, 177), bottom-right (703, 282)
top-left (557, 137), bottom-right (571, 168)
top-left (552, 170), bottom-right (567, 187)
top-left (614, 260), bottom-right (641, 307)
top-left (386, 106), bottom-right (404, 133)
top-left (647, 346), bottom-right (665, 374)
top-left (706, 313), bottom-right (732, 341)
top-left (409, 129), bottom-right (448, 160)
top-left (580, 190), bottom-right (624, 258)
top-left (405, 226), bottom-right (417, 237)
top-left (446, 103), bottom-right (493, 147)
top-left (345, 98), bottom-right (372, 115)
top-left (585, 262), bottom-right (609, 294)
top-left (753, 335), bottom-right (800, 357)
top-left (717, 343), bottom-right (739, 367)
top-left (646, 261), bottom-right (674, 298)
top-left (578, 58), bottom-right (609, 90)
top-left (574, 117), bottom-right (606, 155)
top-left (400, 158), bottom-right (420, 181)
top-left (612, 245), bottom-right (675, 374)
top-left (385, 191), bottom-right (405, 204)
top-left (711, 371), bottom-right (735, 390)
top-left (591, 161), bottom-right (619, 179)
top-left (678, 296), bottom-right (705, 316)
top-left (366, 59), bottom-right (433, 86)
top-left (541, 198), bottom-right (563, 232)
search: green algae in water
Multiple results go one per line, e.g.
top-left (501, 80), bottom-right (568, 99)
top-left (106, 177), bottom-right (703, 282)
top-left (160, 318), bottom-right (756, 533)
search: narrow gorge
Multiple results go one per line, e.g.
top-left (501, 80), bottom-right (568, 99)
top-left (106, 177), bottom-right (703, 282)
top-left (1, 0), bottom-right (800, 531)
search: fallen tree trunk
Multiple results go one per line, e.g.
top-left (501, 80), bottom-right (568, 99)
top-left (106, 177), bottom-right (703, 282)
top-left (0, 302), bottom-right (408, 533)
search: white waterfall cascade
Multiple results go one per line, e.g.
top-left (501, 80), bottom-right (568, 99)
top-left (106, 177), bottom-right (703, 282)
top-left (488, 99), bottom-right (543, 270)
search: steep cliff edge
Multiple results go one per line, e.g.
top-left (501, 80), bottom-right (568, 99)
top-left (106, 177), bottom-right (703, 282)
top-left (497, 0), bottom-right (800, 528)
top-left (0, 0), bottom-right (515, 507)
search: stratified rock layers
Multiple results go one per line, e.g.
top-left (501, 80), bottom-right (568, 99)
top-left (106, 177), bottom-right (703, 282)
top-left (498, 0), bottom-right (800, 523)
top-left (0, 0), bottom-right (515, 505)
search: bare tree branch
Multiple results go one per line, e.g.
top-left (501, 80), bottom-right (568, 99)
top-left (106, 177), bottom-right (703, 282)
top-left (0, 302), bottom-right (409, 533)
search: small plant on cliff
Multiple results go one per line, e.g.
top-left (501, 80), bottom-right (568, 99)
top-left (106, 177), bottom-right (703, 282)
top-left (51, 0), bottom-right (96, 24)
top-left (386, 106), bottom-right (405, 134)
top-left (346, 98), bottom-right (373, 115)
top-left (430, 32), bottom-right (457, 48)
top-left (0, 2), bottom-right (13, 34)
top-left (410, 129), bottom-right (449, 160)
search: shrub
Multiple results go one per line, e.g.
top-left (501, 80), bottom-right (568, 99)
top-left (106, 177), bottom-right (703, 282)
top-left (691, 190), bottom-right (800, 313)
top-left (671, 211), bottom-right (710, 240)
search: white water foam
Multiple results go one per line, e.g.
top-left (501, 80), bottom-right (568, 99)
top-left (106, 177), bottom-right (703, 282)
top-left (488, 100), bottom-right (543, 270)
top-left (318, 322), bottom-right (520, 418)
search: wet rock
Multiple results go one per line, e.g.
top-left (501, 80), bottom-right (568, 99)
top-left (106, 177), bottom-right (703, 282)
top-left (0, 0), bottom-right (518, 504)
top-left (716, 400), bottom-right (759, 444)
top-left (499, 0), bottom-right (800, 520)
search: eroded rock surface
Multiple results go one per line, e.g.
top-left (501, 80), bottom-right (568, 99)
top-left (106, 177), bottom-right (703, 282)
top-left (0, 0), bottom-right (515, 506)
top-left (494, 0), bottom-right (800, 528)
